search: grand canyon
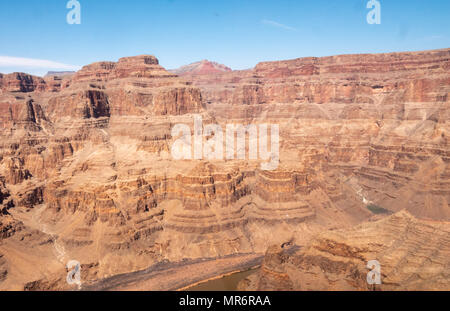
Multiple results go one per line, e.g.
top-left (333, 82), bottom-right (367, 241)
top-left (0, 48), bottom-right (449, 291)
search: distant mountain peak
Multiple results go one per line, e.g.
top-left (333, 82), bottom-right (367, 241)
top-left (170, 60), bottom-right (232, 76)
top-left (44, 71), bottom-right (76, 78)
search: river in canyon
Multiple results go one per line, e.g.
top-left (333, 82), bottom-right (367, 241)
top-left (185, 268), bottom-right (258, 291)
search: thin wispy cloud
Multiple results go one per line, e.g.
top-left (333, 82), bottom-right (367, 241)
top-left (261, 19), bottom-right (297, 31)
top-left (425, 35), bottom-right (444, 40)
top-left (0, 56), bottom-right (80, 71)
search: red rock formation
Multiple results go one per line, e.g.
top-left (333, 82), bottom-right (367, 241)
top-left (170, 60), bottom-right (232, 76)
top-left (240, 211), bottom-right (450, 291)
top-left (0, 49), bottom-right (448, 290)
top-left (0, 73), bottom-right (46, 93)
top-left (72, 55), bottom-right (176, 83)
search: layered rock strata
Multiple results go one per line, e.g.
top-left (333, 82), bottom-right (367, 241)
top-left (0, 49), bottom-right (448, 290)
top-left (239, 211), bottom-right (450, 291)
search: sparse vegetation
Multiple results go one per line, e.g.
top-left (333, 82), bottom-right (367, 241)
top-left (366, 204), bottom-right (390, 214)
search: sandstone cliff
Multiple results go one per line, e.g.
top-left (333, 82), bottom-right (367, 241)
top-left (0, 49), bottom-right (448, 290)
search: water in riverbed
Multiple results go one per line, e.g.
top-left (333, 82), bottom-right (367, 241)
top-left (186, 268), bottom-right (257, 291)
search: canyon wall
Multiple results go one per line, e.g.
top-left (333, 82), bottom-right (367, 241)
top-left (0, 49), bottom-right (448, 290)
top-left (239, 211), bottom-right (450, 291)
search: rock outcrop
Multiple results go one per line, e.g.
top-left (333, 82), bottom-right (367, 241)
top-left (239, 211), bottom-right (450, 291)
top-left (0, 73), bottom-right (47, 93)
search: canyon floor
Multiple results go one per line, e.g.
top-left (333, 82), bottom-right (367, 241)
top-left (0, 49), bottom-right (449, 291)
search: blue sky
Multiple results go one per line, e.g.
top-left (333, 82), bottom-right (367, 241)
top-left (0, 0), bottom-right (449, 76)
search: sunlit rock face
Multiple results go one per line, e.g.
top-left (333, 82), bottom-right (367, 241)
top-left (239, 211), bottom-right (450, 291)
top-left (0, 49), bottom-right (449, 290)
